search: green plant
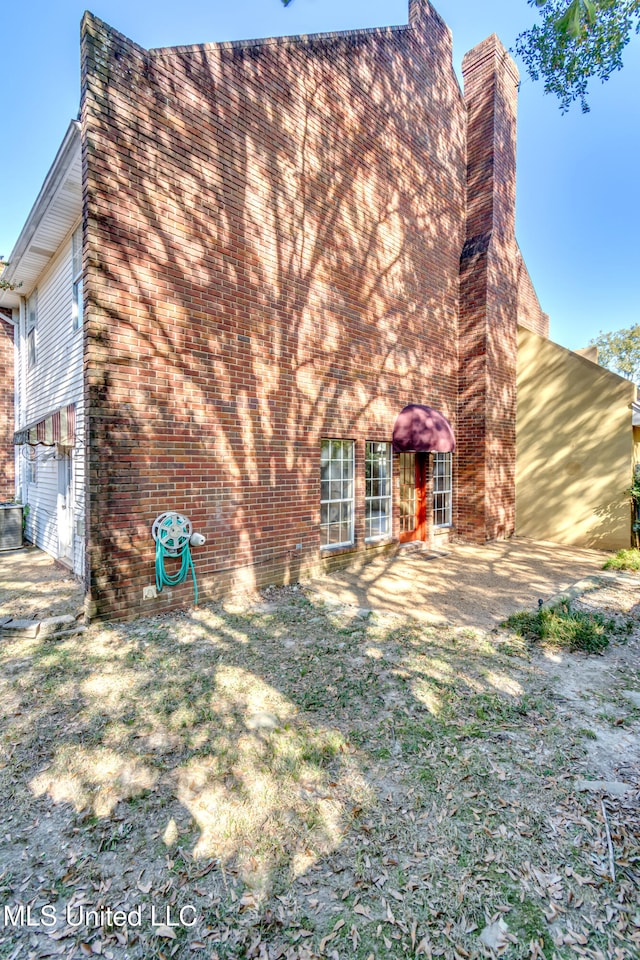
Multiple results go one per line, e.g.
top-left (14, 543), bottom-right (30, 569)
top-left (0, 257), bottom-right (22, 292)
top-left (503, 603), bottom-right (613, 654)
top-left (577, 726), bottom-right (598, 740)
top-left (22, 503), bottom-right (30, 535)
top-left (626, 469), bottom-right (640, 547)
top-left (603, 547), bottom-right (640, 571)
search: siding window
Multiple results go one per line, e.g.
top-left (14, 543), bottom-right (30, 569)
top-left (72, 226), bottom-right (83, 331)
top-left (433, 452), bottom-right (452, 527)
top-left (320, 439), bottom-right (354, 548)
top-left (27, 291), bottom-right (37, 368)
top-left (365, 441), bottom-right (392, 541)
top-left (27, 449), bottom-right (37, 486)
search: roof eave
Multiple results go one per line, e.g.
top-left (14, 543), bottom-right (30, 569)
top-left (0, 120), bottom-right (82, 307)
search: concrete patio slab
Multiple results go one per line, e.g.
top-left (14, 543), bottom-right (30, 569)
top-left (305, 537), bottom-right (613, 628)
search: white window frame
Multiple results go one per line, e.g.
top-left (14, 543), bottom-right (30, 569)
top-left (27, 290), bottom-right (37, 369)
top-left (433, 452), bottom-right (452, 528)
top-left (27, 448), bottom-right (37, 486)
top-left (320, 439), bottom-right (355, 549)
top-left (72, 225), bottom-right (83, 331)
top-left (365, 441), bottom-right (392, 541)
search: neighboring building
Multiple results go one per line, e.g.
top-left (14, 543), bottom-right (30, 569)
top-left (5, 0), bottom-right (627, 623)
top-left (0, 313), bottom-right (15, 503)
top-left (0, 123), bottom-right (85, 575)
top-left (516, 328), bottom-right (637, 551)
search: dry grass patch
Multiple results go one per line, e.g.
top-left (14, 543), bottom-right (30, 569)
top-left (0, 588), bottom-right (638, 959)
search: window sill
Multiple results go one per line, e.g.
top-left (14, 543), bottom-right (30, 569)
top-left (365, 536), bottom-right (393, 546)
top-left (320, 543), bottom-right (355, 556)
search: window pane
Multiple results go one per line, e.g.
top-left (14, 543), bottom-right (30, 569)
top-left (398, 452), bottom-right (416, 534)
top-left (365, 441), bottom-right (392, 541)
top-left (72, 226), bottom-right (82, 277)
top-left (329, 481), bottom-right (342, 501)
top-left (320, 439), bottom-right (354, 548)
top-left (28, 330), bottom-right (36, 368)
top-left (73, 278), bottom-right (84, 330)
top-left (433, 453), bottom-right (452, 527)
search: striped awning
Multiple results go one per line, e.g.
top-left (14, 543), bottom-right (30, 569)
top-left (14, 404), bottom-right (76, 447)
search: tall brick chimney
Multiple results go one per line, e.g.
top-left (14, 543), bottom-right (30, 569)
top-left (457, 35), bottom-right (520, 541)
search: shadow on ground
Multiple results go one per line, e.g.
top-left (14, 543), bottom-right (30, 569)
top-left (0, 546), bottom-right (84, 620)
top-left (306, 537), bottom-right (610, 627)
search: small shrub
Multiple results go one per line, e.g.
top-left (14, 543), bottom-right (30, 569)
top-left (503, 604), bottom-right (612, 654)
top-left (603, 548), bottom-right (640, 571)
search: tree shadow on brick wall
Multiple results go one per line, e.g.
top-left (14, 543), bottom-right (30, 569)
top-left (458, 42), bottom-right (519, 542)
top-left (83, 10), bottom-right (464, 618)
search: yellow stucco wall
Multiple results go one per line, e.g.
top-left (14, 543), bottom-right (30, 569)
top-left (516, 326), bottom-right (635, 551)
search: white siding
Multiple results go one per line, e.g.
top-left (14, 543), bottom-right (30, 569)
top-left (15, 225), bottom-right (85, 577)
top-left (24, 455), bottom-right (58, 557)
top-left (23, 232), bottom-right (83, 424)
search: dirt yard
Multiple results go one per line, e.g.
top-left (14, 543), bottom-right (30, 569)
top-left (0, 543), bottom-right (638, 960)
top-left (305, 538), bottom-right (610, 628)
top-left (0, 546), bottom-right (84, 621)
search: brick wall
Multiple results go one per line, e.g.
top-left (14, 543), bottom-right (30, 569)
top-left (517, 249), bottom-right (549, 339)
top-left (0, 317), bottom-right (14, 502)
top-left (458, 36), bottom-right (520, 542)
top-left (81, 2), bottom-right (467, 619)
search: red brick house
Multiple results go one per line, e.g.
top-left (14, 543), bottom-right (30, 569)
top-left (1, 0), bottom-right (550, 619)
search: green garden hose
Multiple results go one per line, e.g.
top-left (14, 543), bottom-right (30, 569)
top-left (152, 512), bottom-right (198, 603)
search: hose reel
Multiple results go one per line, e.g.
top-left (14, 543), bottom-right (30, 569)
top-left (151, 512), bottom-right (205, 603)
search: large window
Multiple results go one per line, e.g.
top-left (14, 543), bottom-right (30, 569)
top-left (433, 452), bottom-right (452, 527)
top-left (72, 225), bottom-right (83, 331)
top-left (26, 291), bottom-right (37, 369)
top-left (365, 441), bottom-right (392, 541)
top-left (320, 440), bottom-right (354, 548)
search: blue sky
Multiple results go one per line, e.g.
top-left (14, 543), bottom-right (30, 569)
top-left (1, 0), bottom-right (638, 351)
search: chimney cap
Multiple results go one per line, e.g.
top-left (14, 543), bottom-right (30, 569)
top-left (462, 34), bottom-right (519, 85)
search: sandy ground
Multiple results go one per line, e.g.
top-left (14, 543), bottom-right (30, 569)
top-left (0, 536), bottom-right (614, 627)
top-left (305, 537), bottom-right (611, 627)
top-left (0, 546), bottom-right (84, 620)
top-left (535, 576), bottom-right (640, 783)
top-left (0, 540), bottom-right (639, 959)
top-left (304, 537), bottom-right (640, 781)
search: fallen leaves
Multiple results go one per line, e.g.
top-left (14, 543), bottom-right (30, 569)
top-left (0, 588), bottom-right (639, 960)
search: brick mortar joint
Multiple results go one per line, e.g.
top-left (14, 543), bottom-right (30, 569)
top-left (149, 23), bottom-right (410, 60)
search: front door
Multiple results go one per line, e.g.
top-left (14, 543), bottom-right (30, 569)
top-left (398, 452), bottom-right (428, 542)
top-left (57, 451), bottom-right (73, 565)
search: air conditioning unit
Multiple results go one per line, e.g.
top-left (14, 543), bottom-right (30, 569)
top-left (0, 503), bottom-right (23, 551)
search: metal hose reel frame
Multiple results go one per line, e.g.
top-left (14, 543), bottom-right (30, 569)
top-left (151, 512), bottom-right (193, 558)
top-left (151, 512), bottom-right (198, 603)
